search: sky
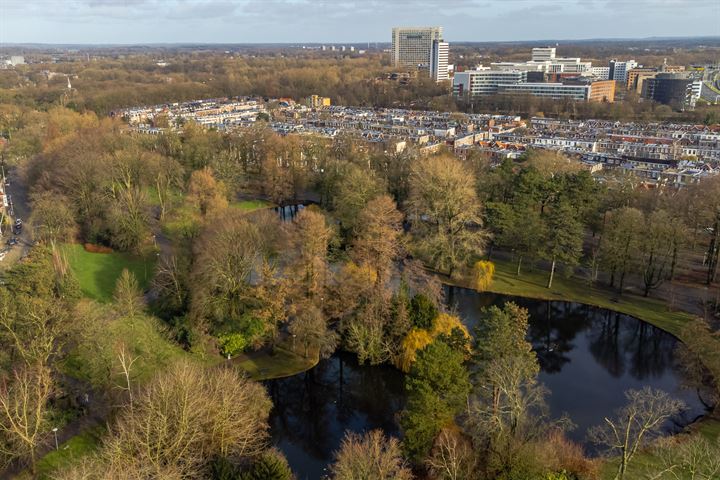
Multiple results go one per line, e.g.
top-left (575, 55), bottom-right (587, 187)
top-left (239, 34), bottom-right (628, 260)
top-left (1, 0), bottom-right (719, 45)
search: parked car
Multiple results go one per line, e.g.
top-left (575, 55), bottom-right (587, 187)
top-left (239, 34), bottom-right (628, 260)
top-left (6, 237), bottom-right (18, 246)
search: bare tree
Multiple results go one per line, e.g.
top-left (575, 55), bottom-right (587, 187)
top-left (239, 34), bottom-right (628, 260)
top-left (101, 361), bottom-right (271, 477)
top-left (291, 208), bottom-right (333, 300)
top-left (330, 429), bottom-right (414, 480)
top-left (0, 364), bottom-right (54, 473)
top-left (352, 194), bottom-right (404, 286)
top-left (114, 342), bottom-right (139, 412)
top-left (113, 269), bottom-right (145, 318)
top-left (426, 429), bottom-right (477, 480)
top-left (645, 435), bottom-right (720, 480)
top-left (589, 387), bottom-right (685, 480)
top-left (407, 154), bottom-right (487, 277)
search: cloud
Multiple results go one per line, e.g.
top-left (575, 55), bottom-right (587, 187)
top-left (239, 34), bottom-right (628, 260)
top-left (1, 0), bottom-right (718, 43)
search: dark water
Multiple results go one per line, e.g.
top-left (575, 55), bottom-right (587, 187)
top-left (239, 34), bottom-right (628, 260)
top-left (275, 203), bottom-right (307, 221)
top-left (268, 288), bottom-right (706, 480)
top-left (267, 354), bottom-right (405, 480)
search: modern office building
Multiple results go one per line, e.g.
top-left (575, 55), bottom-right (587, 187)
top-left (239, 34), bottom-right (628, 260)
top-left (453, 70), bottom-right (527, 97)
top-left (491, 47), bottom-right (591, 74)
top-left (642, 73), bottom-right (703, 110)
top-left (531, 47), bottom-right (556, 62)
top-left (391, 26), bottom-right (444, 73)
top-left (626, 68), bottom-right (657, 91)
top-left (430, 40), bottom-right (449, 82)
top-left (590, 66), bottom-right (610, 80)
top-left (497, 82), bottom-right (591, 101)
top-left (587, 80), bottom-right (616, 102)
top-left (609, 59), bottom-right (638, 84)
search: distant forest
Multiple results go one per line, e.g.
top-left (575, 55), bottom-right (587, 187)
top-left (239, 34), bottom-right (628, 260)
top-left (0, 38), bottom-right (718, 123)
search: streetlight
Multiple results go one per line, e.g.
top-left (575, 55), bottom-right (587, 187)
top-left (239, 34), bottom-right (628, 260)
top-left (52, 427), bottom-right (58, 450)
top-left (292, 334), bottom-right (297, 352)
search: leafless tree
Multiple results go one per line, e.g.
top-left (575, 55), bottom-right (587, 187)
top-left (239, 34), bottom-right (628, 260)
top-left (0, 364), bottom-right (54, 473)
top-left (645, 434), bottom-right (720, 480)
top-left (589, 387), bottom-right (685, 480)
top-left (426, 429), bottom-right (477, 480)
top-left (330, 429), bottom-right (413, 480)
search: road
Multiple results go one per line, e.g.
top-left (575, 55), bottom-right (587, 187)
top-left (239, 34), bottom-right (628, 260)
top-left (0, 167), bottom-right (33, 270)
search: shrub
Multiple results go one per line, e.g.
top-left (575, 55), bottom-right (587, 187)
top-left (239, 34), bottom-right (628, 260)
top-left (239, 449), bottom-right (293, 480)
top-left (218, 332), bottom-right (249, 357)
top-left (409, 293), bottom-right (438, 329)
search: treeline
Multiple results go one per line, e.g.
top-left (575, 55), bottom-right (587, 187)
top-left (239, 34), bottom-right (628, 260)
top-left (0, 53), bottom-right (449, 115)
top-left (4, 51), bottom-right (717, 123)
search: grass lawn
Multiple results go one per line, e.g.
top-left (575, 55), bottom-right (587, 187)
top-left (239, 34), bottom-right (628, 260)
top-left (233, 344), bottom-right (318, 381)
top-left (62, 305), bottom-right (217, 386)
top-left (35, 426), bottom-right (104, 479)
top-left (60, 244), bottom-right (157, 302)
top-left (230, 199), bottom-right (274, 212)
top-left (474, 258), bottom-right (697, 338)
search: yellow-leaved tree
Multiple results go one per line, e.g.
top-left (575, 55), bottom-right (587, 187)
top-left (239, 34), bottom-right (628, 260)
top-left (397, 313), bottom-right (471, 372)
top-left (397, 328), bottom-right (433, 372)
top-left (473, 260), bottom-right (495, 292)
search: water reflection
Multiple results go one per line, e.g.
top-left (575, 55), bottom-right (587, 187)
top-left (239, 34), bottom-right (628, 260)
top-left (270, 289), bottom-right (706, 478)
top-left (275, 204), bottom-right (306, 221)
top-left (448, 287), bottom-right (704, 444)
top-left (268, 353), bottom-right (405, 480)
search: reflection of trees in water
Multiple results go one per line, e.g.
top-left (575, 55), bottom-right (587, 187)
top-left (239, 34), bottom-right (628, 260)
top-left (527, 301), bottom-right (591, 374)
top-left (267, 354), bottom-right (405, 462)
top-left (337, 355), bottom-right (406, 430)
top-left (268, 366), bottom-right (336, 460)
top-left (586, 309), bottom-right (676, 380)
top-left (624, 319), bottom-right (675, 380)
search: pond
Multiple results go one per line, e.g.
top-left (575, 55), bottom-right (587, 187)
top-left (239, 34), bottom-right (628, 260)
top-left (267, 288), bottom-right (707, 480)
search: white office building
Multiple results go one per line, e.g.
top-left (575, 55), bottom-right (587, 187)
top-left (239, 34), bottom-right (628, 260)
top-left (609, 59), bottom-right (638, 84)
top-left (531, 47), bottom-right (556, 62)
top-left (497, 82), bottom-right (590, 101)
top-left (490, 47), bottom-right (591, 74)
top-left (391, 26), bottom-right (444, 72)
top-left (590, 66), bottom-right (611, 80)
top-left (430, 40), bottom-right (449, 82)
top-left (453, 70), bottom-right (527, 97)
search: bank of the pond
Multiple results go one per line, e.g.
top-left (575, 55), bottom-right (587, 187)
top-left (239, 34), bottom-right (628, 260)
top-left (232, 345), bottom-right (319, 381)
top-left (457, 258), bottom-right (697, 337)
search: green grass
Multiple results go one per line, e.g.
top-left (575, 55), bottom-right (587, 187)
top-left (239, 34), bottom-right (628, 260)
top-left (35, 426), bottom-right (104, 479)
top-left (473, 258), bottom-right (696, 338)
top-left (60, 244), bottom-right (157, 302)
top-left (230, 199), bottom-right (274, 212)
top-left (62, 308), bottom-right (215, 386)
top-left (233, 344), bottom-right (318, 380)
top-left (599, 419), bottom-right (720, 480)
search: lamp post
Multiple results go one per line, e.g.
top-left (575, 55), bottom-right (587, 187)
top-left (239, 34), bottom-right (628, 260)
top-left (52, 427), bottom-right (58, 450)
